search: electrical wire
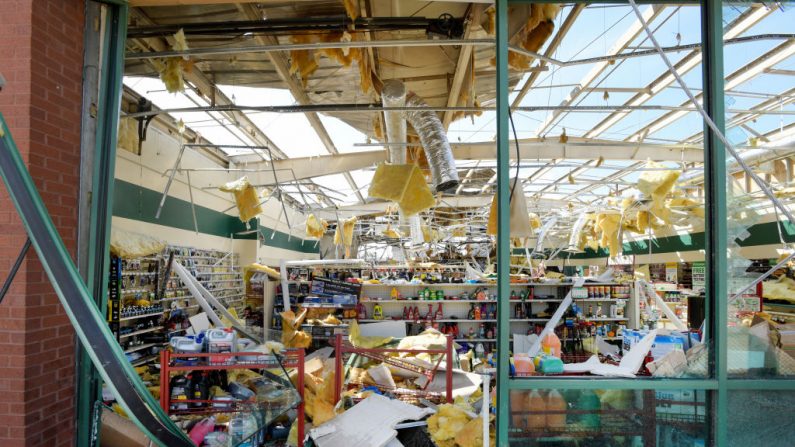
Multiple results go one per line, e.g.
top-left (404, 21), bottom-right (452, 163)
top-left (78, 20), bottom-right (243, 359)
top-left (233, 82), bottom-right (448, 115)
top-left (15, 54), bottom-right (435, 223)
top-left (508, 109), bottom-right (521, 202)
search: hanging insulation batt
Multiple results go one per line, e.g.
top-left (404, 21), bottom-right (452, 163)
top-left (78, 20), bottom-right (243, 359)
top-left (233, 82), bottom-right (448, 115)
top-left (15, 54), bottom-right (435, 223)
top-left (368, 163), bottom-right (436, 216)
top-left (595, 213), bottom-right (622, 257)
top-left (637, 161), bottom-right (681, 222)
top-left (219, 176), bottom-right (263, 223)
top-left (158, 29), bottom-right (191, 93)
top-left (305, 214), bottom-right (328, 239)
top-left (487, 178), bottom-right (534, 237)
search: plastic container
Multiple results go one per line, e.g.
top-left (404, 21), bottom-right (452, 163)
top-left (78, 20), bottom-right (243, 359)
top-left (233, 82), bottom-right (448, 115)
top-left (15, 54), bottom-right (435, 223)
top-left (527, 390), bottom-right (546, 430)
top-left (169, 375), bottom-right (190, 411)
top-left (206, 328), bottom-right (236, 365)
top-left (541, 332), bottom-right (562, 358)
top-left (228, 410), bottom-right (258, 447)
top-left (188, 416), bottom-right (215, 444)
top-left (203, 431), bottom-right (229, 447)
top-left (546, 390), bottom-right (567, 428)
top-left (513, 354), bottom-right (535, 376)
top-left (510, 391), bottom-right (527, 428)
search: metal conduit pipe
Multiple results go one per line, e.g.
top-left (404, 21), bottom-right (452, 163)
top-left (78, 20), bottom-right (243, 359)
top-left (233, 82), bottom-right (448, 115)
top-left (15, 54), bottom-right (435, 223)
top-left (382, 80), bottom-right (407, 164)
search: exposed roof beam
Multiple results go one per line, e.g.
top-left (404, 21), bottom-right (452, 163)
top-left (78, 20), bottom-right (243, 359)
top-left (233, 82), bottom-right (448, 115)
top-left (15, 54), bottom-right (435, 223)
top-left (127, 8), bottom-right (335, 207)
top-left (586, 5), bottom-right (773, 139)
top-left (442, 4), bottom-right (483, 129)
top-left (626, 37), bottom-right (795, 142)
top-left (228, 138), bottom-right (705, 183)
top-left (311, 195), bottom-right (564, 221)
top-left (511, 4), bottom-right (585, 108)
top-left (533, 5), bottom-right (667, 137)
top-left (236, 3), bottom-right (365, 204)
top-left (683, 86), bottom-right (795, 144)
top-left (130, 0), bottom-right (306, 5)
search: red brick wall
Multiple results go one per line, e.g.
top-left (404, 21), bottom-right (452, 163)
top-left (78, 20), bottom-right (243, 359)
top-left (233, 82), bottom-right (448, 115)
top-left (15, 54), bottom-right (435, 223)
top-left (0, 0), bottom-right (84, 445)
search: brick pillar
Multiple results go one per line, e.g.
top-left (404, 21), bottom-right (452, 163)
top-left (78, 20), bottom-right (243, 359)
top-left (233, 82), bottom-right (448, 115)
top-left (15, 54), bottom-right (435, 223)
top-left (0, 0), bottom-right (85, 445)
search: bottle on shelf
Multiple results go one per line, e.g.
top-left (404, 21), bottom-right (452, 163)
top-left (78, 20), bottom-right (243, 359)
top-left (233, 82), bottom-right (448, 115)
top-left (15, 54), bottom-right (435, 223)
top-left (434, 303), bottom-right (443, 320)
top-left (546, 390), bottom-right (567, 428)
top-left (527, 390), bottom-right (546, 430)
top-left (473, 305), bottom-right (481, 320)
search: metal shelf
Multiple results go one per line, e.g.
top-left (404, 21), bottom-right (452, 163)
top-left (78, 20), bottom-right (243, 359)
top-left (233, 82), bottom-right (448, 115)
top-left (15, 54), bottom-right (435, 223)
top-left (124, 342), bottom-right (161, 354)
top-left (120, 311), bottom-right (162, 321)
top-left (119, 326), bottom-right (162, 338)
top-left (130, 354), bottom-right (159, 366)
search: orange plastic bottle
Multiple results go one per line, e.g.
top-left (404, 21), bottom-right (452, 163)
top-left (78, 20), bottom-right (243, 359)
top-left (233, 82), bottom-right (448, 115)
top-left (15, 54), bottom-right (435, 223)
top-left (510, 391), bottom-right (527, 428)
top-left (546, 390), bottom-right (567, 428)
top-left (527, 390), bottom-right (546, 430)
top-left (541, 332), bottom-right (562, 358)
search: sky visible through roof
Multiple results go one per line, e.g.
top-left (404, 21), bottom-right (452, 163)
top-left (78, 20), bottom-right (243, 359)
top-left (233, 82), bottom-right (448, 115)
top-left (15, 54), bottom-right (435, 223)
top-left (123, 3), bottom-right (794, 210)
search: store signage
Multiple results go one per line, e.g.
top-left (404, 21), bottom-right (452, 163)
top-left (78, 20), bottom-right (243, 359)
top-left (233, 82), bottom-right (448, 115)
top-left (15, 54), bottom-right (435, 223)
top-left (692, 262), bottom-right (705, 292)
top-left (665, 262), bottom-right (678, 283)
top-left (311, 277), bottom-right (362, 297)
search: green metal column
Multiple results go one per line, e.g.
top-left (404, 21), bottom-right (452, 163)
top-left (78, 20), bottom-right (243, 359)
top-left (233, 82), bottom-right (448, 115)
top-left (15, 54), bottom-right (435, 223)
top-left (699, 0), bottom-right (726, 445)
top-left (495, 0), bottom-right (511, 445)
top-left (76, 2), bottom-right (129, 446)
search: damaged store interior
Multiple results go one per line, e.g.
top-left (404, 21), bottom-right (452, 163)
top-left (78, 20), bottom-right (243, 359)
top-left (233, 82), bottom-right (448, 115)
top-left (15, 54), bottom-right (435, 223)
top-left (1, 0), bottom-right (795, 446)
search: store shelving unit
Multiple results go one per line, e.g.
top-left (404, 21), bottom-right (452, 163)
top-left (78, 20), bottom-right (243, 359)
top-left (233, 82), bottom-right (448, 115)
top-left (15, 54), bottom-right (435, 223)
top-left (357, 282), bottom-right (635, 351)
top-left (107, 245), bottom-right (246, 366)
top-left (160, 349), bottom-right (306, 447)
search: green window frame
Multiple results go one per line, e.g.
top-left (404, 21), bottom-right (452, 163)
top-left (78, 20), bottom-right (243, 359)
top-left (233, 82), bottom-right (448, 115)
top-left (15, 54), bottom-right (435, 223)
top-left (494, 1), bottom-right (795, 446)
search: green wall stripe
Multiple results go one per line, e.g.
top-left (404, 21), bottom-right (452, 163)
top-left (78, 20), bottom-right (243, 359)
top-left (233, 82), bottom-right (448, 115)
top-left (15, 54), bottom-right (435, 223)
top-left (112, 179), bottom-right (318, 254)
top-left (512, 221), bottom-right (795, 259)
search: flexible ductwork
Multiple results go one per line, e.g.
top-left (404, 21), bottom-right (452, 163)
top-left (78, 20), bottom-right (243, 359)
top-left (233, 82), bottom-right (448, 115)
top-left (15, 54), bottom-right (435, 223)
top-left (564, 213), bottom-right (588, 252)
top-left (381, 80), bottom-right (407, 164)
top-left (405, 90), bottom-right (460, 193)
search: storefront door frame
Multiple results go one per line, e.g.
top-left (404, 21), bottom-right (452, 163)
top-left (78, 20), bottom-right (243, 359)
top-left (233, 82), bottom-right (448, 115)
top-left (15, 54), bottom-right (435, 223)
top-left (494, 1), bottom-right (795, 446)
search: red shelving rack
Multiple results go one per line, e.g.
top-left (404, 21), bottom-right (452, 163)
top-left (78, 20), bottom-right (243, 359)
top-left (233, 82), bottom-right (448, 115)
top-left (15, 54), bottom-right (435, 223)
top-left (160, 349), bottom-right (305, 446)
top-left (333, 333), bottom-right (455, 404)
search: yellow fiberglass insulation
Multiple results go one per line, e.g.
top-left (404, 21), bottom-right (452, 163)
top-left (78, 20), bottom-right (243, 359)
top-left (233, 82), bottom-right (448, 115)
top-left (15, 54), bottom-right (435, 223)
top-left (159, 58), bottom-right (185, 93)
top-left (219, 176), bottom-right (263, 223)
top-left (110, 228), bottom-right (167, 259)
top-left (427, 404), bottom-right (471, 446)
top-left (596, 213), bottom-right (622, 257)
top-left (637, 161), bottom-right (681, 222)
top-left (349, 320), bottom-right (393, 348)
top-left (368, 163), bottom-right (435, 217)
top-left (668, 197), bottom-right (705, 219)
top-left (333, 216), bottom-right (357, 246)
top-left (343, 0), bottom-right (359, 21)
top-left (281, 309), bottom-right (312, 349)
top-left (383, 225), bottom-right (402, 239)
top-left (487, 179), bottom-right (533, 237)
top-left (117, 118), bottom-right (139, 153)
top-left (491, 4), bottom-right (561, 70)
top-left (157, 29), bottom-right (191, 94)
top-left (305, 214), bottom-right (328, 239)
top-left (422, 225), bottom-right (439, 243)
top-left (762, 277), bottom-right (795, 303)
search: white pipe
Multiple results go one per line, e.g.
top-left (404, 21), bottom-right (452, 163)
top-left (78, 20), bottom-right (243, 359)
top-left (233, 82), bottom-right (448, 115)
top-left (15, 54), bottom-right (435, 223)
top-left (528, 277), bottom-right (586, 356)
top-left (173, 262), bottom-right (224, 327)
top-left (382, 80), bottom-right (407, 164)
top-left (482, 374), bottom-right (489, 447)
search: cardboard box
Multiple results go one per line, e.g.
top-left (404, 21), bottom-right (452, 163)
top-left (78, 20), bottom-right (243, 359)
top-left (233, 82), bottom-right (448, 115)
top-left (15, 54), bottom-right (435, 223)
top-left (100, 407), bottom-right (153, 447)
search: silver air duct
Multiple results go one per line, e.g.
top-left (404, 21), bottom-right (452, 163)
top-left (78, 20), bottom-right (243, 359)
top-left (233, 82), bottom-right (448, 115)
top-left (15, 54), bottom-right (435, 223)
top-left (405, 90), bottom-right (460, 193)
top-left (381, 80), bottom-right (407, 164)
top-left (564, 213), bottom-right (588, 253)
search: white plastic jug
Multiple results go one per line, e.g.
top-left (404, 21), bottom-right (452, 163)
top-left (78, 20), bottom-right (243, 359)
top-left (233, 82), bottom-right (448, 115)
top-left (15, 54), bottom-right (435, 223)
top-left (207, 329), bottom-right (236, 365)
